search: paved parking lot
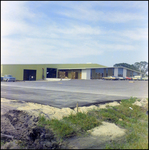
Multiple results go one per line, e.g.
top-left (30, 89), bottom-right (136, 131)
top-left (1, 80), bottom-right (148, 108)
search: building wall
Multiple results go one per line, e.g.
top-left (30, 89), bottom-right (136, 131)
top-left (123, 69), bottom-right (127, 77)
top-left (86, 69), bottom-right (91, 79)
top-left (68, 72), bottom-right (72, 79)
top-left (1, 65), bottom-right (24, 80)
top-left (81, 69), bottom-right (91, 79)
top-left (114, 68), bottom-right (118, 76)
top-left (78, 72), bottom-right (81, 79)
top-left (1, 64), bottom-right (142, 80)
top-left (1, 64), bottom-right (47, 80)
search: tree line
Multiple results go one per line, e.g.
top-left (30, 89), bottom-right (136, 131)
top-left (113, 61), bottom-right (148, 76)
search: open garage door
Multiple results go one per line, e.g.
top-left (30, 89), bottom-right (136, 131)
top-left (47, 68), bottom-right (57, 78)
top-left (23, 69), bottom-right (36, 81)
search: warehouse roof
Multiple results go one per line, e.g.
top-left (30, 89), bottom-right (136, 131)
top-left (1, 63), bottom-right (107, 69)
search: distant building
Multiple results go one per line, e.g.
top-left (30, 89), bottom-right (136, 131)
top-left (1, 63), bottom-right (142, 80)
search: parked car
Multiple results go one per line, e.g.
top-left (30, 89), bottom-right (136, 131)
top-left (102, 76), bottom-right (113, 80)
top-left (3, 75), bottom-right (16, 82)
top-left (132, 76), bottom-right (142, 81)
top-left (1, 77), bottom-right (3, 81)
top-left (102, 76), bottom-right (118, 80)
top-left (118, 77), bottom-right (126, 80)
top-left (125, 77), bottom-right (132, 80)
top-left (112, 76), bottom-right (119, 80)
top-left (142, 76), bottom-right (148, 81)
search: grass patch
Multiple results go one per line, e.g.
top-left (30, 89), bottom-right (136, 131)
top-left (105, 114), bottom-right (148, 149)
top-left (103, 97), bottom-right (148, 149)
top-left (63, 112), bottom-right (102, 132)
top-left (38, 115), bottom-right (75, 139)
top-left (38, 112), bottom-right (102, 139)
top-left (49, 119), bottom-right (76, 138)
top-left (1, 140), bottom-right (5, 146)
top-left (37, 97), bottom-right (148, 149)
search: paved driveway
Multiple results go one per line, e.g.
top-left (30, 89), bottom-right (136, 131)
top-left (1, 80), bottom-right (148, 108)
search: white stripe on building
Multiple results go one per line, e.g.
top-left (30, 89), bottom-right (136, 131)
top-left (114, 68), bottom-right (118, 76)
top-left (123, 68), bottom-right (127, 77)
top-left (81, 69), bottom-right (91, 79)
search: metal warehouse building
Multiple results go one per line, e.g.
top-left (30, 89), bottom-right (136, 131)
top-left (1, 63), bottom-right (142, 81)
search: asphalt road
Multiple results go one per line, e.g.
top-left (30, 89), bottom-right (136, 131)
top-left (1, 80), bottom-right (148, 108)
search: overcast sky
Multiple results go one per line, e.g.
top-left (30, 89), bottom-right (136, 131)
top-left (1, 1), bottom-right (148, 67)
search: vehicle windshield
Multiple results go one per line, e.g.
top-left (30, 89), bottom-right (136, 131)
top-left (6, 75), bottom-right (12, 77)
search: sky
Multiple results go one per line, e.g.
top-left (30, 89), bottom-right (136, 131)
top-left (1, 1), bottom-right (148, 67)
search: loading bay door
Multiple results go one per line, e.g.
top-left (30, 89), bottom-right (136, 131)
top-left (23, 69), bottom-right (36, 81)
top-left (47, 68), bottom-right (57, 78)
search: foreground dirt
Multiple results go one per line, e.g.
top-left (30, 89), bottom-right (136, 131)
top-left (1, 98), bottom-right (148, 149)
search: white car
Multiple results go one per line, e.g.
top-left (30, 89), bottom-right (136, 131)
top-left (118, 77), bottom-right (126, 80)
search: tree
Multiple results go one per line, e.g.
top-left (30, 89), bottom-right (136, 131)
top-left (134, 61), bottom-right (148, 76)
top-left (113, 63), bottom-right (138, 71)
top-left (113, 61), bottom-right (148, 76)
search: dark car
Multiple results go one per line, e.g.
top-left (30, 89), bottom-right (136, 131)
top-left (1, 77), bottom-right (3, 81)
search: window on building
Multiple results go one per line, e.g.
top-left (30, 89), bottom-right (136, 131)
top-left (106, 68), bottom-right (108, 77)
top-left (108, 68), bottom-right (114, 76)
top-left (130, 71), bottom-right (133, 77)
top-left (133, 72), bottom-right (139, 76)
top-left (91, 69), bottom-right (104, 79)
top-left (118, 68), bottom-right (123, 77)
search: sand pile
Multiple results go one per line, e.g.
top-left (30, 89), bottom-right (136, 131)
top-left (1, 97), bottom-right (147, 149)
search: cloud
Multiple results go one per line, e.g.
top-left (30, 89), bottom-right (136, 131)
top-left (121, 28), bottom-right (148, 41)
top-left (1, 1), bottom-right (36, 37)
top-left (1, 1), bottom-right (148, 64)
top-left (1, 1), bottom-right (35, 21)
top-left (55, 1), bottom-right (146, 23)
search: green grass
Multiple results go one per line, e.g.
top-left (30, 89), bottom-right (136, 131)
top-left (48, 119), bottom-right (76, 138)
top-left (37, 97), bottom-right (148, 149)
top-left (38, 112), bottom-right (102, 139)
top-left (1, 140), bottom-right (5, 146)
top-left (103, 97), bottom-right (148, 149)
top-left (63, 112), bottom-right (102, 132)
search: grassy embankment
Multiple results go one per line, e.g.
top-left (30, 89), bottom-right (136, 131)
top-left (38, 97), bottom-right (148, 149)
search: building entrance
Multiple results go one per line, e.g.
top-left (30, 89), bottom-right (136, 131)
top-left (46, 68), bottom-right (57, 78)
top-left (23, 69), bottom-right (36, 81)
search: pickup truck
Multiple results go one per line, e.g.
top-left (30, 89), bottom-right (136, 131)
top-left (3, 75), bottom-right (16, 82)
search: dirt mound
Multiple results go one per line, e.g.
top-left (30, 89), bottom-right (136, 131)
top-left (1, 110), bottom-right (61, 149)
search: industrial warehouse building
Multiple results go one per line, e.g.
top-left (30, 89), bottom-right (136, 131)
top-left (1, 63), bottom-right (142, 81)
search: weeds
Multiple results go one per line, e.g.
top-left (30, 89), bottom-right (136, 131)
top-left (38, 112), bottom-right (102, 139)
top-left (63, 112), bottom-right (102, 132)
top-left (49, 119), bottom-right (76, 138)
top-left (104, 97), bottom-right (148, 149)
top-left (37, 97), bottom-right (148, 149)
top-left (1, 140), bottom-right (5, 146)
